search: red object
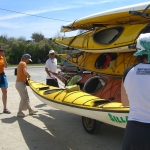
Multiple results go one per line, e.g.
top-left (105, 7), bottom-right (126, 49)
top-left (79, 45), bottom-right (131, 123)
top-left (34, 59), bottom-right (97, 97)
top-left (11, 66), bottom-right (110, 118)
top-left (102, 55), bottom-right (111, 68)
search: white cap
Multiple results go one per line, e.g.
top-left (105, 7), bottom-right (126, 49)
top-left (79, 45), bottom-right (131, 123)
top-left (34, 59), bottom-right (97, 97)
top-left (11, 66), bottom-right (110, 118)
top-left (48, 50), bottom-right (55, 56)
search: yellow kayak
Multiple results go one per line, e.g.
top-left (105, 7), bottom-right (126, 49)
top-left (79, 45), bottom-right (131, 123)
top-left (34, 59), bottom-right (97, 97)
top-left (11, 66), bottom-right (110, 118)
top-left (55, 24), bottom-right (149, 53)
top-left (61, 2), bottom-right (150, 32)
top-left (57, 51), bottom-right (137, 76)
top-left (29, 80), bottom-right (129, 129)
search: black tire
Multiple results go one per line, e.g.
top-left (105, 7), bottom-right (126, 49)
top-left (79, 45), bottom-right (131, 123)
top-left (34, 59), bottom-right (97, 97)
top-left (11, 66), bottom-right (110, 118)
top-left (82, 116), bottom-right (101, 134)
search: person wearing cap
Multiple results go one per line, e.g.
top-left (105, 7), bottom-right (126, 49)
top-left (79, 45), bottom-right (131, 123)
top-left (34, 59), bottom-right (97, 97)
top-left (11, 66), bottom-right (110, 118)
top-left (121, 33), bottom-right (150, 150)
top-left (0, 46), bottom-right (11, 114)
top-left (15, 54), bottom-right (38, 117)
top-left (45, 50), bottom-right (62, 87)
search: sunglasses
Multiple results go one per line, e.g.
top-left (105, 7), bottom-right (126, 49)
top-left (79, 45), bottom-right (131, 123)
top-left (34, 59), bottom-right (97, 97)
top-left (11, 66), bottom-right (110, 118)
top-left (50, 53), bottom-right (55, 55)
top-left (0, 50), bottom-right (4, 52)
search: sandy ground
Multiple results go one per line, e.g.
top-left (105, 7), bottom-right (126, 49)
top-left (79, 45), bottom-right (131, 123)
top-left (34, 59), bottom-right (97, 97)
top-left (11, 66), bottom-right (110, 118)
top-left (0, 67), bottom-right (125, 150)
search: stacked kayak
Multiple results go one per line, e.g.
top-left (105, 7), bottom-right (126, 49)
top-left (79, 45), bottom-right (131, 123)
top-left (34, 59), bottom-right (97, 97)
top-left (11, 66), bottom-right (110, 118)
top-left (57, 51), bottom-right (137, 76)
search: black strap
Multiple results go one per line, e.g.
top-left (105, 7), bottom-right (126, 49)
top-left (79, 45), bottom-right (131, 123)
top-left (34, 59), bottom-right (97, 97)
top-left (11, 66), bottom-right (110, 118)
top-left (14, 68), bottom-right (17, 76)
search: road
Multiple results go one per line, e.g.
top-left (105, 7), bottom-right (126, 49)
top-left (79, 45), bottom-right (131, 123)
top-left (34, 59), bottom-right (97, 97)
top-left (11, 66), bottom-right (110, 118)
top-left (0, 66), bottom-right (125, 150)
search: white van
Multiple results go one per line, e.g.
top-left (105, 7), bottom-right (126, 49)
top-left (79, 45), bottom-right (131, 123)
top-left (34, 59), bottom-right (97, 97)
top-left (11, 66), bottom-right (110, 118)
top-left (60, 60), bottom-right (80, 72)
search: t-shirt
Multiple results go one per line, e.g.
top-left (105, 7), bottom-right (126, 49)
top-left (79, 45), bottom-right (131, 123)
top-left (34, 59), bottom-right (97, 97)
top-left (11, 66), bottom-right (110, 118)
top-left (0, 55), bottom-right (4, 74)
top-left (124, 63), bottom-right (150, 123)
top-left (16, 61), bottom-right (27, 83)
top-left (45, 58), bottom-right (57, 79)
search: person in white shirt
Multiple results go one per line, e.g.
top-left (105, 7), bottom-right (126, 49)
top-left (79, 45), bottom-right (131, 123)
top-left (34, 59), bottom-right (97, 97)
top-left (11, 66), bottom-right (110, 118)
top-left (45, 50), bottom-right (61, 87)
top-left (121, 33), bottom-right (150, 150)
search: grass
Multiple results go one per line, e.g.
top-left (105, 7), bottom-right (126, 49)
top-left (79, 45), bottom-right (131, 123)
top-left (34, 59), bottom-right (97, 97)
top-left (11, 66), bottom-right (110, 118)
top-left (9, 63), bottom-right (45, 67)
top-left (9, 63), bottom-right (60, 67)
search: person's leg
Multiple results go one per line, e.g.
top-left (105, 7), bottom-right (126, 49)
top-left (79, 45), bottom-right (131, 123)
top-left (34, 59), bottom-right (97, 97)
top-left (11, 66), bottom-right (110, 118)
top-left (47, 79), bottom-right (59, 87)
top-left (46, 79), bottom-right (51, 85)
top-left (1, 87), bottom-right (11, 114)
top-left (46, 79), bottom-right (58, 86)
top-left (53, 78), bottom-right (59, 87)
top-left (1, 88), bottom-right (11, 114)
top-left (1, 75), bottom-right (10, 114)
top-left (15, 82), bottom-right (37, 116)
top-left (122, 121), bottom-right (150, 150)
top-left (16, 82), bottom-right (31, 113)
top-left (1, 87), bottom-right (7, 109)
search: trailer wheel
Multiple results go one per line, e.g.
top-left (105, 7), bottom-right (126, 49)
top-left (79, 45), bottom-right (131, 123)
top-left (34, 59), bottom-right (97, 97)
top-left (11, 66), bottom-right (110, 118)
top-left (82, 116), bottom-right (101, 134)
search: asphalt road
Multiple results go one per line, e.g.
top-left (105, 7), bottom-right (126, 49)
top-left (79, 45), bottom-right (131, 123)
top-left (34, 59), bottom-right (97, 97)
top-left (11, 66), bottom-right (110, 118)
top-left (0, 66), bottom-right (125, 150)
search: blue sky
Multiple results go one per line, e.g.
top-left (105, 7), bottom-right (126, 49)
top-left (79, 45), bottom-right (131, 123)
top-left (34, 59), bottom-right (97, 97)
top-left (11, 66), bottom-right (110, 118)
top-left (0, 0), bottom-right (149, 40)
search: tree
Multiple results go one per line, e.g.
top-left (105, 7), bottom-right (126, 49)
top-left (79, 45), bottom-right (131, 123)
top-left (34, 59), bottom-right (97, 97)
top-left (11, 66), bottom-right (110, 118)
top-left (31, 32), bottom-right (45, 42)
top-left (0, 34), bottom-right (8, 44)
top-left (18, 36), bottom-right (26, 41)
top-left (0, 32), bottom-right (62, 64)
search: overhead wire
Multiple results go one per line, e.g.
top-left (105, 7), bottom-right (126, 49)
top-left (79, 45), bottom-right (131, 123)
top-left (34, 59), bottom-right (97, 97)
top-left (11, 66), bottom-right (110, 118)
top-left (0, 7), bottom-right (71, 22)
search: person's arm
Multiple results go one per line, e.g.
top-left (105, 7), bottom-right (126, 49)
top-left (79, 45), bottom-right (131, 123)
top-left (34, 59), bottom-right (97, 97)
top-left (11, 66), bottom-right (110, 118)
top-left (121, 81), bottom-right (129, 106)
top-left (45, 67), bottom-right (55, 78)
top-left (23, 68), bottom-right (31, 78)
top-left (57, 65), bottom-right (61, 69)
top-left (57, 65), bottom-right (65, 69)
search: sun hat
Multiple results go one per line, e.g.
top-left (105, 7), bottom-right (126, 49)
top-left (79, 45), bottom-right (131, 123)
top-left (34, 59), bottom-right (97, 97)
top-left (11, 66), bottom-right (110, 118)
top-left (23, 54), bottom-right (32, 62)
top-left (134, 33), bottom-right (150, 62)
top-left (48, 50), bottom-right (55, 56)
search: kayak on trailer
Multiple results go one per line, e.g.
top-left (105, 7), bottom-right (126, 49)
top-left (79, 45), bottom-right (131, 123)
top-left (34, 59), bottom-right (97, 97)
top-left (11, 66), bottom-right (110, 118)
top-left (54, 71), bottom-right (122, 102)
top-left (57, 51), bottom-right (137, 76)
top-left (29, 79), bottom-right (129, 130)
top-left (61, 2), bottom-right (150, 32)
top-left (55, 23), bottom-right (150, 53)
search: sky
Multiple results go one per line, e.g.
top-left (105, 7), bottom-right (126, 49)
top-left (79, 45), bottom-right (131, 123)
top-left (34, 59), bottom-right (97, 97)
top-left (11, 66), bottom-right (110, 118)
top-left (0, 0), bottom-right (149, 40)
